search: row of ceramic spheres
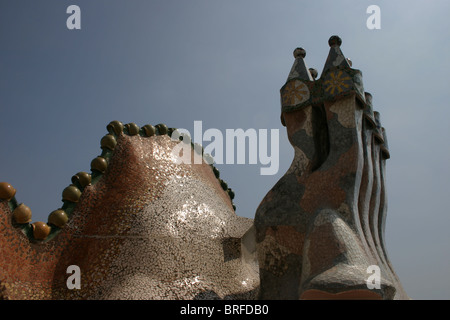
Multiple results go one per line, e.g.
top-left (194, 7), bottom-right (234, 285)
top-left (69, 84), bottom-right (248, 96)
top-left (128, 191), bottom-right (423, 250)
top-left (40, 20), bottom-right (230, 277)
top-left (104, 121), bottom-right (235, 205)
top-left (0, 182), bottom-right (54, 240)
top-left (0, 121), bottom-right (235, 241)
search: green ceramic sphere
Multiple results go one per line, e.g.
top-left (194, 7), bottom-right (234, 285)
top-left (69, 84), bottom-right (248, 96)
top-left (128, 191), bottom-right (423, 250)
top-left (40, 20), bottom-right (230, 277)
top-left (220, 179), bottom-right (228, 191)
top-left (212, 167), bottom-right (220, 178)
top-left (32, 222), bottom-right (50, 240)
top-left (155, 123), bottom-right (168, 135)
top-left (48, 209), bottom-right (68, 228)
top-left (142, 124), bottom-right (156, 137)
top-left (100, 134), bottom-right (117, 150)
top-left (62, 185), bottom-right (82, 203)
top-left (12, 203), bottom-right (32, 224)
top-left (125, 123), bottom-right (140, 136)
top-left (107, 120), bottom-right (124, 136)
top-left (71, 172), bottom-right (92, 188)
top-left (0, 182), bottom-right (16, 201)
top-left (91, 156), bottom-right (108, 173)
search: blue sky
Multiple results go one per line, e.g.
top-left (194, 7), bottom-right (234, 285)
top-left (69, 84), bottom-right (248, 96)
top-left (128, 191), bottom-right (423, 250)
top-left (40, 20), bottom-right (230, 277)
top-left (1, 0), bottom-right (449, 299)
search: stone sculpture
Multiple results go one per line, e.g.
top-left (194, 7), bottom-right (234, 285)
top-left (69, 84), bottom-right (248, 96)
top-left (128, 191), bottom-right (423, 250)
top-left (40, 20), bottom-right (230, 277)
top-left (0, 36), bottom-right (408, 300)
top-left (255, 36), bottom-right (408, 300)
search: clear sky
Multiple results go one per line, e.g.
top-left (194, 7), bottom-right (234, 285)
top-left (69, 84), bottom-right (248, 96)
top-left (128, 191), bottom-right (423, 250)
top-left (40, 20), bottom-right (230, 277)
top-left (1, 0), bottom-right (449, 299)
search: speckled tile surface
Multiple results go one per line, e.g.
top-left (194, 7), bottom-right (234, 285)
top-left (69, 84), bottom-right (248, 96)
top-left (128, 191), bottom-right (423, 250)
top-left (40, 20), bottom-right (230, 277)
top-left (0, 125), bottom-right (258, 300)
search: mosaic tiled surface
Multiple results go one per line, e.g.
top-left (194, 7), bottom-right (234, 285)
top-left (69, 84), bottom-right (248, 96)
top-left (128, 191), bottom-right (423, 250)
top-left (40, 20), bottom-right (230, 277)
top-left (0, 125), bottom-right (258, 299)
top-left (254, 36), bottom-right (408, 300)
